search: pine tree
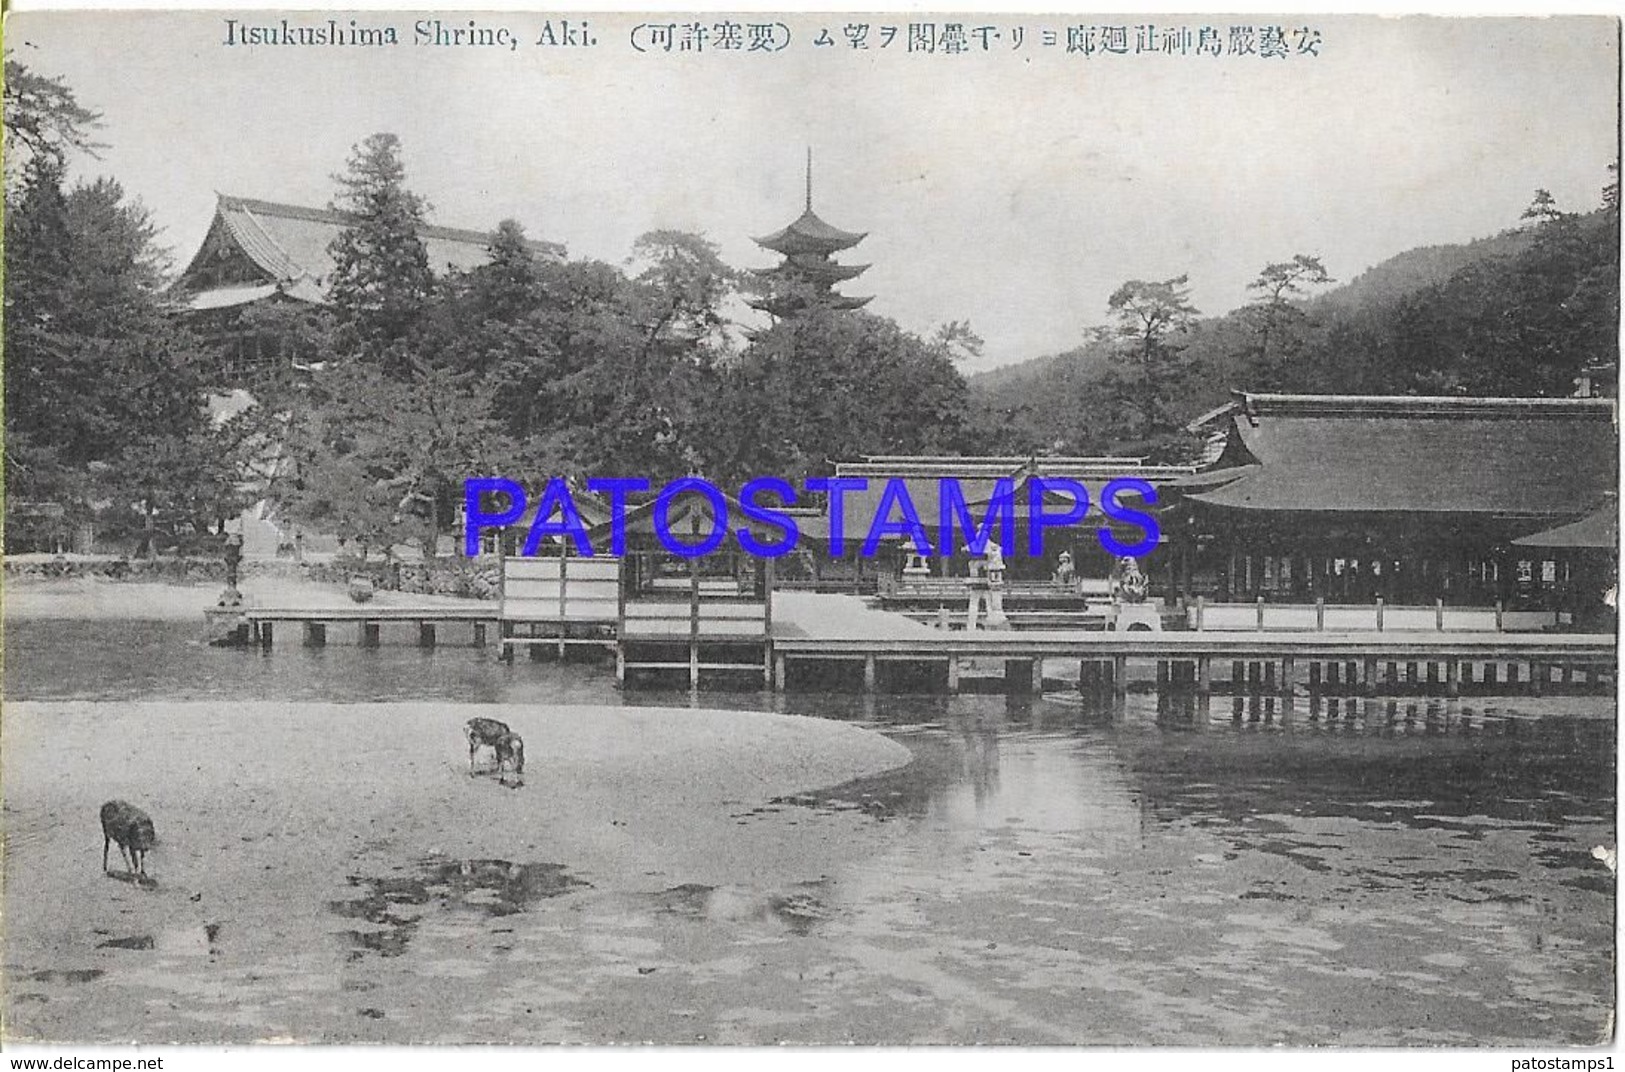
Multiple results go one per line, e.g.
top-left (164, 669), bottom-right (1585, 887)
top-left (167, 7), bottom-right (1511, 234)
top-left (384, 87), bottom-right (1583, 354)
top-left (326, 133), bottom-right (435, 370)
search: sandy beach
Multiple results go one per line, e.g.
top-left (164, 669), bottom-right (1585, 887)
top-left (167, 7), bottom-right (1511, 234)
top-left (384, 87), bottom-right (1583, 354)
top-left (3, 701), bottom-right (911, 1043)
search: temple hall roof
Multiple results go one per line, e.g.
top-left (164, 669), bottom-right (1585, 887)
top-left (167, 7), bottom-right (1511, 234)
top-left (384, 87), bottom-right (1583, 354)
top-left (174, 194), bottom-right (561, 311)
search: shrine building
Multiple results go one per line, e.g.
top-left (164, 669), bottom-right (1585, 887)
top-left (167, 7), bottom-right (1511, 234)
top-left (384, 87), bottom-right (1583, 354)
top-left (1166, 392), bottom-right (1618, 614)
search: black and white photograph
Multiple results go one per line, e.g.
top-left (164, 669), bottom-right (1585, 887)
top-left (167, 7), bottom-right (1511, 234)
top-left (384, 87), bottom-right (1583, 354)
top-left (0, 7), bottom-right (1618, 1056)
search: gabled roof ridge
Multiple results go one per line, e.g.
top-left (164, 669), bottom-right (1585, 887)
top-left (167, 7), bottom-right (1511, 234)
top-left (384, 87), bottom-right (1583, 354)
top-left (216, 193), bottom-right (561, 254)
top-left (1243, 391), bottom-right (1615, 415)
top-left (1190, 390), bottom-right (1614, 430)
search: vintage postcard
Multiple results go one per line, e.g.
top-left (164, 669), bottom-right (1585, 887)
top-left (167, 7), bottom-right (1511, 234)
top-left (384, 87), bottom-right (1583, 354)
top-left (1, 7), bottom-right (1617, 1057)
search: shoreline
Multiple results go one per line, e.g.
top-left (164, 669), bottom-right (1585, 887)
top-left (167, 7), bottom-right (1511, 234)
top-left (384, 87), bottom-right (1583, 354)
top-left (4, 700), bottom-right (914, 1043)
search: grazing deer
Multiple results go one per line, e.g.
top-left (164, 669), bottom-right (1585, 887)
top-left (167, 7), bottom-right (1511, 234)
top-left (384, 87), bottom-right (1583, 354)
top-left (100, 800), bottom-right (156, 878)
top-left (465, 717), bottom-right (512, 773)
top-left (494, 732), bottom-right (525, 786)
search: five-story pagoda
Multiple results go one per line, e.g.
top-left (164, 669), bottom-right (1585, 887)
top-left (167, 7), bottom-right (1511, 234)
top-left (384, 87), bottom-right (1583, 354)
top-left (749, 150), bottom-right (872, 317)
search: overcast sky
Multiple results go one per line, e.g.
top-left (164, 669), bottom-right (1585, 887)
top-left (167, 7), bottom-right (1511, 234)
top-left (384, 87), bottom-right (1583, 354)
top-left (7, 11), bottom-right (1618, 373)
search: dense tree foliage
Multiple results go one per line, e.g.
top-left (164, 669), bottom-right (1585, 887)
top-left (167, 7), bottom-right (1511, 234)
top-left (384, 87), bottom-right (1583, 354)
top-left (4, 67), bottom-right (250, 552)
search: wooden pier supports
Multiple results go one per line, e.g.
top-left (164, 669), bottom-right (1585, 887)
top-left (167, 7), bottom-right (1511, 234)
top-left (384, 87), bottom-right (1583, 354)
top-left (302, 621), bottom-right (326, 648)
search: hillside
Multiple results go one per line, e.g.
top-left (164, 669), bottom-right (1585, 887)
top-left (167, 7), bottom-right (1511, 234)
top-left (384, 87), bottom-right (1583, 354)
top-left (965, 205), bottom-right (1616, 461)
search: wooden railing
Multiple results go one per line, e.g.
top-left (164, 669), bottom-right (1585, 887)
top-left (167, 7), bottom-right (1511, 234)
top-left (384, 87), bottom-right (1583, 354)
top-left (501, 556), bottom-right (621, 624)
top-left (1187, 596), bottom-right (1558, 633)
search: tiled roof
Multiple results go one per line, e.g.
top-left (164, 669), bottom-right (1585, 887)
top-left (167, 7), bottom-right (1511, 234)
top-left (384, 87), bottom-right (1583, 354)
top-left (1512, 498), bottom-right (1618, 548)
top-left (754, 208), bottom-right (866, 255)
top-left (1184, 393), bottom-right (1617, 517)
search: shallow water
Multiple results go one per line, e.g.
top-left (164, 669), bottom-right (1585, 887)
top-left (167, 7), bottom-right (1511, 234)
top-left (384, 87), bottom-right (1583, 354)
top-left (3, 618), bottom-right (1615, 1044)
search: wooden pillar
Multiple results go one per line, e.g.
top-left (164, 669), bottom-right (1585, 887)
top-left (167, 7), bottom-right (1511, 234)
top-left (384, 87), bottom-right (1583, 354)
top-left (1425, 662), bottom-right (1439, 688)
top-left (472, 622), bottom-right (487, 648)
top-left (1195, 596), bottom-right (1206, 632)
top-left (689, 557), bottom-right (701, 691)
top-left (1530, 662), bottom-right (1545, 696)
top-left (615, 645), bottom-right (627, 686)
top-left (499, 621), bottom-right (514, 663)
top-left (1506, 662), bottom-right (1520, 688)
top-left (1483, 662), bottom-right (1498, 688)
top-left (1327, 662), bottom-right (1341, 689)
top-left (1279, 655), bottom-right (1294, 695)
top-left (774, 652), bottom-right (787, 691)
top-left (1385, 661), bottom-right (1397, 692)
top-left (1197, 656), bottom-right (1212, 695)
top-left (1112, 655), bottom-right (1128, 697)
top-left (1561, 663), bottom-right (1574, 688)
top-left (1435, 598), bottom-right (1445, 631)
top-left (558, 555), bottom-right (570, 660)
top-left (361, 621), bottom-right (381, 648)
top-left (1445, 659), bottom-right (1460, 698)
top-left (864, 654), bottom-right (878, 693)
top-left (1308, 661), bottom-right (1321, 692)
top-left (258, 622), bottom-right (273, 650)
top-left (1231, 660), bottom-right (1245, 689)
top-left (419, 622), bottom-right (436, 649)
top-left (1156, 661), bottom-right (1169, 688)
top-left (1494, 600), bottom-right (1505, 632)
top-left (1406, 661), bottom-right (1418, 686)
top-left (616, 556), bottom-right (628, 639)
top-left (1255, 596), bottom-right (1266, 631)
top-left (1315, 597), bottom-right (1325, 631)
top-left (1362, 656), bottom-right (1377, 697)
top-left (946, 657), bottom-right (960, 694)
top-left (1263, 661), bottom-right (1276, 692)
top-left (1375, 597), bottom-right (1385, 632)
top-left (303, 621), bottom-right (325, 648)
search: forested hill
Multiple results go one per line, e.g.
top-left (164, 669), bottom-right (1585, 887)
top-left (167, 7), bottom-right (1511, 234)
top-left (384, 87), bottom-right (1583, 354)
top-left (1306, 227), bottom-right (1535, 313)
top-left (965, 199), bottom-right (1617, 463)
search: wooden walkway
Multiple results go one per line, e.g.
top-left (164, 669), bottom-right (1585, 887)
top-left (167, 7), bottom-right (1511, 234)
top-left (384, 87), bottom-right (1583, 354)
top-left (770, 627), bottom-right (1616, 696)
top-left (220, 589), bottom-right (1615, 699)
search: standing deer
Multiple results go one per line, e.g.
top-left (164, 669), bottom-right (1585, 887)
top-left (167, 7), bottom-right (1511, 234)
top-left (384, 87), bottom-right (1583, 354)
top-left (494, 732), bottom-right (525, 787)
top-left (465, 717), bottom-right (512, 773)
top-left (100, 800), bottom-right (156, 878)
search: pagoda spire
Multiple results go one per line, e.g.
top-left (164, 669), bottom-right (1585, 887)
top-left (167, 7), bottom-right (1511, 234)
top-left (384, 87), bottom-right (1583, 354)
top-left (749, 151), bottom-right (872, 317)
